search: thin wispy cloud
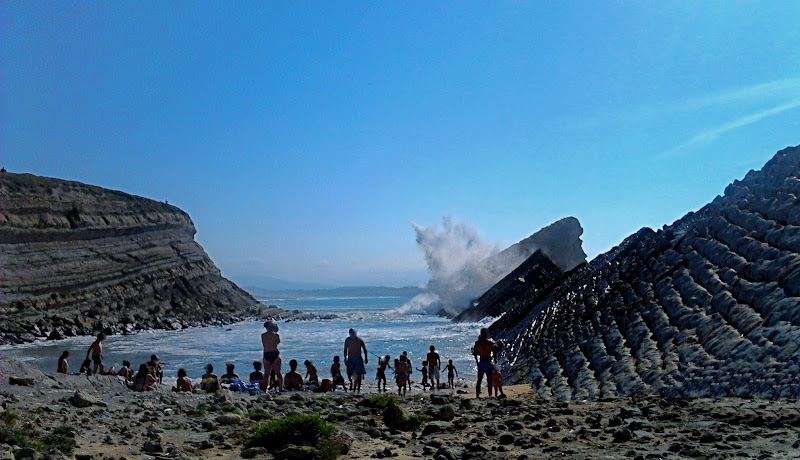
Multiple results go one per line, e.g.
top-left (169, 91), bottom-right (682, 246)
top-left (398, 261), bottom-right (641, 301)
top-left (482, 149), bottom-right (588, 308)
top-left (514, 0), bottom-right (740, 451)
top-left (657, 97), bottom-right (800, 159)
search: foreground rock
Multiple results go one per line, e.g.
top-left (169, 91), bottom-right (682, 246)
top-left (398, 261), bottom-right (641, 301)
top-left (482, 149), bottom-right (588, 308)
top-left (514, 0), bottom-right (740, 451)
top-left (491, 144), bottom-right (800, 400)
top-left (2, 356), bottom-right (800, 459)
top-left (0, 173), bottom-right (307, 345)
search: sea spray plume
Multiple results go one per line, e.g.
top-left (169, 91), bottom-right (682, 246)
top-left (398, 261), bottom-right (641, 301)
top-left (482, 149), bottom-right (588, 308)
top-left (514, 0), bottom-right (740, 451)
top-left (398, 217), bottom-right (505, 315)
top-left (398, 216), bottom-right (587, 316)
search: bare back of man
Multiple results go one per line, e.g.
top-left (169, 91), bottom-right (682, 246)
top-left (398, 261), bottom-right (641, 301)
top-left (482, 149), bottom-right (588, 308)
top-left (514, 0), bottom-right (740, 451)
top-left (472, 328), bottom-right (496, 398)
top-left (344, 329), bottom-right (368, 393)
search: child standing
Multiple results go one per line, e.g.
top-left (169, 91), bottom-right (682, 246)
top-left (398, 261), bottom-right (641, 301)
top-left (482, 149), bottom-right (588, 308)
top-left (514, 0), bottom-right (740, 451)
top-left (418, 361), bottom-right (429, 390)
top-left (444, 359), bottom-right (459, 388)
top-left (376, 355), bottom-right (392, 392)
top-left (488, 363), bottom-right (505, 397)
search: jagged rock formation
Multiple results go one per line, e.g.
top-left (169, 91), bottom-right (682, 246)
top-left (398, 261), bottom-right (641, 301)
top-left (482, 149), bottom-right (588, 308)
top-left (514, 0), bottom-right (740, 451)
top-left (490, 216), bottom-right (586, 273)
top-left (0, 173), bottom-right (287, 345)
top-left (491, 144), bottom-right (800, 400)
top-left (453, 251), bottom-right (566, 322)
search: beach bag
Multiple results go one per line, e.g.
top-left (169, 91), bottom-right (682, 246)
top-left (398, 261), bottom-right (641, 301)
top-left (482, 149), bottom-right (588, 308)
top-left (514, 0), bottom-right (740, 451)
top-left (320, 379), bottom-right (332, 392)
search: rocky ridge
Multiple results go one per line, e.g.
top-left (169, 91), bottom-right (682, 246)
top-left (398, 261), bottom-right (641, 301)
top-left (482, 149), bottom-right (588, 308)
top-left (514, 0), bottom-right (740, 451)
top-left (491, 144), bottom-right (800, 400)
top-left (0, 173), bottom-right (290, 345)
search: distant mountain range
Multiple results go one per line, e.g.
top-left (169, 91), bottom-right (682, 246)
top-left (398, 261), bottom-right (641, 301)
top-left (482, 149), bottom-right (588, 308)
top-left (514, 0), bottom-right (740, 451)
top-left (243, 285), bottom-right (424, 299)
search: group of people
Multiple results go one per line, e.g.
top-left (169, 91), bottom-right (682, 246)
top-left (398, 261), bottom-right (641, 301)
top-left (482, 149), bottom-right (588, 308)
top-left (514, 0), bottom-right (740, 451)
top-left (56, 324), bottom-right (506, 398)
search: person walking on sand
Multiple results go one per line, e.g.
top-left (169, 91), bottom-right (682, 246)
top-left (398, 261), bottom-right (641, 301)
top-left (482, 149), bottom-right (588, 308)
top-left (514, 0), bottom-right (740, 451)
top-left (344, 328), bottom-right (368, 393)
top-left (427, 345), bottom-right (441, 390)
top-left (472, 327), bottom-right (497, 398)
top-left (376, 355), bottom-right (392, 393)
top-left (86, 333), bottom-right (106, 375)
top-left (261, 321), bottom-right (284, 390)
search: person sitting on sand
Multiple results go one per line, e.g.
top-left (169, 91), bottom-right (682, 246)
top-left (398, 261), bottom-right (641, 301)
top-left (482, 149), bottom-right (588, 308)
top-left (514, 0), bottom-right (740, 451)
top-left (221, 363), bottom-right (239, 383)
top-left (172, 368), bottom-right (193, 392)
top-left (331, 356), bottom-right (347, 391)
top-left (57, 351), bottom-right (69, 374)
top-left (444, 359), bottom-right (459, 388)
top-left (200, 364), bottom-right (220, 393)
top-left (86, 333), bottom-right (106, 375)
top-left (148, 355), bottom-right (164, 383)
top-left (427, 345), bottom-right (441, 390)
top-left (344, 328), bottom-right (368, 394)
top-left (304, 360), bottom-right (319, 386)
top-left (132, 363), bottom-right (156, 392)
top-left (489, 363), bottom-right (505, 398)
top-left (261, 321), bottom-right (284, 391)
top-left (79, 358), bottom-right (93, 376)
top-left (418, 361), bottom-right (429, 390)
top-left (118, 360), bottom-right (133, 381)
top-left (284, 359), bottom-right (303, 390)
top-left (395, 356), bottom-right (409, 396)
top-left (472, 327), bottom-right (497, 398)
top-left (376, 355), bottom-right (392, 393)
top-left (250, 361), bottom-right (265, 389)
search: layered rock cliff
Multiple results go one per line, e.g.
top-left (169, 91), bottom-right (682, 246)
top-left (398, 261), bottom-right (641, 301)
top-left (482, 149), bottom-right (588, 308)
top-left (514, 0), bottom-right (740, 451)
top-left (491, 144), bottom-right (800, 400)
top-left (0, 173), bottom-right (281, 345)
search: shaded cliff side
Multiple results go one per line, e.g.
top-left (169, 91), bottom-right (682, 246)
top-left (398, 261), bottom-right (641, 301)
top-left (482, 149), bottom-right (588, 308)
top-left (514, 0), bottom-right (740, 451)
top-left (0, 173), bottom-right (283, 345)
top-left (491, 144), bottom-right (800, 400)
top-left (453, 250), bottom-right (566, 322)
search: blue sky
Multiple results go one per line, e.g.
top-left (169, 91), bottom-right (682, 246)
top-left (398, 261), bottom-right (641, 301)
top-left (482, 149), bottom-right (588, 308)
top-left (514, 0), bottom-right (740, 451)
top-left (2, 2), bottom-right (799, 287)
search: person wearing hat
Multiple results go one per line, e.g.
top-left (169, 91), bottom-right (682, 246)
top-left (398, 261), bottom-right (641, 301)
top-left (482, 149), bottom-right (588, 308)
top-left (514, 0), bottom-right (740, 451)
top-left (261, 320), bottom-right (284, 390)
top-left (148, 354), bottom-right (164, 384)
top-left (221, 363), bottom-right (240, 383)
top-left (200, 363), bottom-right (220, 393)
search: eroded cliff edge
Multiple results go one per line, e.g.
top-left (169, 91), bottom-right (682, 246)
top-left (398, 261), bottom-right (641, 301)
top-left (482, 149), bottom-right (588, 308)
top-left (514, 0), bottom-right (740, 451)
top-left (491, 144), bottom-right (800, 400)
top-left (0, 173), bottom-right (280, 344)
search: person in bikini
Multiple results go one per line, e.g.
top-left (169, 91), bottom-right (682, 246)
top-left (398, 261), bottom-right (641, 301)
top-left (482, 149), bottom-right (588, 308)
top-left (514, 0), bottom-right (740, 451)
top-left (395, 356), bottom-right (409, 396)
top-left (472, 327), bottom-right (497, 398)
top-left (261, 321), bottom-right (283, 390)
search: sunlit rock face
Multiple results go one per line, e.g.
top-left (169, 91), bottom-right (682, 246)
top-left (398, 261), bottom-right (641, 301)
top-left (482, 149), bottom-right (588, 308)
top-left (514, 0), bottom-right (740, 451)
top-left (491, 144), bottom-right (800, 400)
top-left (0, 173), bottom-right (261, 344)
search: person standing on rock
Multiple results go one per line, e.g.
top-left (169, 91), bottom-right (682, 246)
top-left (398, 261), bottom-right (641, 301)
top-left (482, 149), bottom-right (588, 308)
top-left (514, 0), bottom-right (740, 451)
top-left (472, 327), bottom-right (496, 398)
top-left (427, 345), bottom-right (441, 390)
top-left (344, 328), bottom-right (368, 393)
top-left (261, 321), bottom-right (284, 391)
top-left (86, 333), bottom-right (106, 375)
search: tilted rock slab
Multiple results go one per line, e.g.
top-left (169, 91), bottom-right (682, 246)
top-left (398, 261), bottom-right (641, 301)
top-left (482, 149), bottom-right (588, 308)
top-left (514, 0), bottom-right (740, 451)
top-left (0, 173), bottom-right (267, 344)
top-left (491, 144), bottom-right (800, 400)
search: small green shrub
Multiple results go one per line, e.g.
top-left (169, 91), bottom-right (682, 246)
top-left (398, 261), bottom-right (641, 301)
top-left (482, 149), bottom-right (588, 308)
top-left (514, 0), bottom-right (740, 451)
top-left (367, 394), bottom-right (395, 409)
top-left (379, 396), bottom-right (425, 432)
top-left (39, 425), bottom-right (77, 455)
top-left (246, 413), bottom-right (345, 459)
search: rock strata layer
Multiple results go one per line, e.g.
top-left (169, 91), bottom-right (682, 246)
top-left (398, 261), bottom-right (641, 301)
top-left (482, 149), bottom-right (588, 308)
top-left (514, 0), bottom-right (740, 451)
top-left (491, 144), bottom-right (800, 400)
top-left (0, 173), bottom-right (276, 344)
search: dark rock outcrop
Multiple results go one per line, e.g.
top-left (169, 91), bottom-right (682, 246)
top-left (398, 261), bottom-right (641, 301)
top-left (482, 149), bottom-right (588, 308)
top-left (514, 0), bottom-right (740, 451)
top-left (453, 250), bottom-right (565, 322)
top-left (491, 144), bottom-right (800, 400)
top-left (0, 173), bottom-right (280, 344)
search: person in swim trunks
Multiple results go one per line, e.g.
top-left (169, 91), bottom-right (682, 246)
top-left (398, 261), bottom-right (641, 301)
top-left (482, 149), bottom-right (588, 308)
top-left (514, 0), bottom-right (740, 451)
top-left (376, 354), bottom-right (392, 392)
top-left (472, 327), bottom-right (497, 398)
top-left (262, 320), bottom-right (284, 390)
top-left (395, 356), bottom-right (409, 396)
top-left (343, 328), bottom-right (368, 393)
top-left (86, 333), bottom-right (106, 375)
top-left (427, 345), bottom-right (441, 390)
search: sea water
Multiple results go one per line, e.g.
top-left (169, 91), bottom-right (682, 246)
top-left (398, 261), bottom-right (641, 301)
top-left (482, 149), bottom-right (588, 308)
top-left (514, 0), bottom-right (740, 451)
top-left (1, 297), bottom-right (492, 388)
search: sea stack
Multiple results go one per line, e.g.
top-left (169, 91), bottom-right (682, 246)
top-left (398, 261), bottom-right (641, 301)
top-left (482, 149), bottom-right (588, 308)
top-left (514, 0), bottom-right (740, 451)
top-left (490, 144), bottom-right (800, 400)
top-left (0, 173), bottom-right (265, 344)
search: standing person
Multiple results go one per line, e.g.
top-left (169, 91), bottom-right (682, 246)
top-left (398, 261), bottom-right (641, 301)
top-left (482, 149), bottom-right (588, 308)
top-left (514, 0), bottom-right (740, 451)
top-left (261, 321), bottom-right (283, 391)
top-left (395, 356), bottom-right (409, 396)
top-left (57, 351), bottom-right (69, 374)
top-left (402, 351), bottom-right (413, 384)
top-left (343, 328), bottom-right (368, 394)
top-left (418, 361), bottom-right (429, 390)
top-left (472, 327), bottom-right (496, 398)
top-left (376, 355), bottom-right (392, 393)
top-left (86, 333), bottom-right (106, 375)
top-left (444, 359), bottom-right (459, 388)
top-left (427, 345), bottom-right (441, 390)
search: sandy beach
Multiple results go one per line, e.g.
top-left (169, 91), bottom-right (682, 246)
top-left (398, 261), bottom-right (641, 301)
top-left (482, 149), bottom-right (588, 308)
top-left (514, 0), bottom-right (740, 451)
top-left (3, 356), bottom-right (800, 459)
